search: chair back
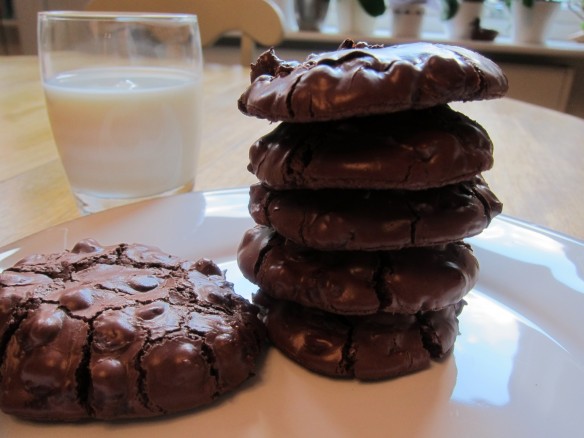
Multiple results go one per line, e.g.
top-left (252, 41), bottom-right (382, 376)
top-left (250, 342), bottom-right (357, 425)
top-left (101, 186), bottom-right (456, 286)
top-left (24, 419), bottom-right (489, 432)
top-left (84, 0), bottom-right (285, 65)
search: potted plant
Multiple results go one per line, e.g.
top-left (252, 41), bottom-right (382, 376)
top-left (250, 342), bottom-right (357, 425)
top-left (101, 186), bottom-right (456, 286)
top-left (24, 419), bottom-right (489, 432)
top-left (389, 0), bottom-right (428, 38)
top-left (294, 0), bottom-right (330, 32)
top-left (442, 0), bottom-right (498, 40)
top-left (508, 0), bottom-right (563, 44)
top-left (337, 0), bottom-right (387, 35)
top-left (358, 0), bottom-right (387, 15)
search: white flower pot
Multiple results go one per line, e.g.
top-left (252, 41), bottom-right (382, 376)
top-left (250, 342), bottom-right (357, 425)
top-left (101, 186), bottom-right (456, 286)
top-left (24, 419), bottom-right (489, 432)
top-left (336, 0), bottom-right (378, 35)
top-left (391, 4), bottom-right (425, 39)
top-left (444, 2), bottom-right (484, 40)
top-left (511, 0), bottom-right (560, 44)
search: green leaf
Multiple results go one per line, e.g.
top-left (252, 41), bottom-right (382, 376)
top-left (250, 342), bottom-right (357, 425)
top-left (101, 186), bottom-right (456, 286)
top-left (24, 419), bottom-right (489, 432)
top-left (357, 0), bottom-right (387, 17)
top-left (442, 0), bottom-right (460, 20)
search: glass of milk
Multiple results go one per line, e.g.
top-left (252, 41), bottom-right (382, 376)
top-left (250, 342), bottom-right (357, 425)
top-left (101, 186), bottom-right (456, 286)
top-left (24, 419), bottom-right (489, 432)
top-left (38, 11), bottom-right (203, 214)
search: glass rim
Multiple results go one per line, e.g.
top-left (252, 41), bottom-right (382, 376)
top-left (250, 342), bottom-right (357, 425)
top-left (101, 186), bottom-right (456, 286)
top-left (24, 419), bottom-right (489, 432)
top-left (38, 10), bottom-right (198, 23)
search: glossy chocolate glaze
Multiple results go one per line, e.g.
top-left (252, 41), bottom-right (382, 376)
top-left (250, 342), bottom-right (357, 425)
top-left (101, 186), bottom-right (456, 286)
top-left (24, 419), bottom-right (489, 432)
top-left (248, 105), bottom-right (494, 190)
top-left (249, 176), bottom-right (502, 251)
top-left (254, 291), bottom-right (464, 380)
top-left (238, 226), bottom-right (477, 315)
top-left (238, 40), bottom-right (508, 122)
top-left (0, 239), bottom-right (265, 421)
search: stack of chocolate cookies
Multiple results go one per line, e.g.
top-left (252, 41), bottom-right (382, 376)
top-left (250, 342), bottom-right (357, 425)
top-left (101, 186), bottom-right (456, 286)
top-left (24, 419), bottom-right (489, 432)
top-left (237, 40), bottom-right (507, 380)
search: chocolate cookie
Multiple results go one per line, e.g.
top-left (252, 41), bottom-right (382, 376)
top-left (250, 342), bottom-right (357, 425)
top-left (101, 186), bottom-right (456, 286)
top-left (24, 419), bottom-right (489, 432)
top-left (248, 105), bottom-right (493, 190)
top-left (254, 291), bottom-right (463, 380)
top-left (238, 226), bottom-right (477, 315)
top-left (249, 176), bottom-right (502, 251)
top-left (0, 239), bottom-right (265, 421)
top-left (238, 40), bottom-right (508, 122)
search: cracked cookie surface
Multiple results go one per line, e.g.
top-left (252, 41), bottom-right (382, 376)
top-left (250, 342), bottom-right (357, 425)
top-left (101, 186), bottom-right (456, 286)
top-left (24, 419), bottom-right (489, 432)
top-left (253, 291), bottom-right (464, 380)
top-left (238, 226), bottom-right (477, 315)
top-left (238, 40), bottom-right (508, 122)
top-left (248, 176), bottom-right (502, 251)
top-left (248, 105), bottom-right (494, 190)
top-left (0, 239), bottom-right (265, 421)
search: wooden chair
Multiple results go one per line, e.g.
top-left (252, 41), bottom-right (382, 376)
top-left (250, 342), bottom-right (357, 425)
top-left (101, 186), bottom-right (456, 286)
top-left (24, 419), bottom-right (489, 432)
top-left (84, 0), bottom-right (285, 65)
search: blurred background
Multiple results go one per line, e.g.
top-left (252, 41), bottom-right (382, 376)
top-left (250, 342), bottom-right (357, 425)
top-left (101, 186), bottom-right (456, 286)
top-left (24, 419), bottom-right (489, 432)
top-left (1, 0), bottom-right (583, 117)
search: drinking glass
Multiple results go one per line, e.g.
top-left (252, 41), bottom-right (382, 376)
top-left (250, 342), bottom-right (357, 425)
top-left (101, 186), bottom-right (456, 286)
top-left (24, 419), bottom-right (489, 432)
top-left (38, 11), bottom-right (203, 214)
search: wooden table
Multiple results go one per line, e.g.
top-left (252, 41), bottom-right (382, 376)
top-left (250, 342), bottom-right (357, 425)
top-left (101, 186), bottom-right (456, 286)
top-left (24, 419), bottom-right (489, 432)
top-left (1, 54), bottom-right (584, 248)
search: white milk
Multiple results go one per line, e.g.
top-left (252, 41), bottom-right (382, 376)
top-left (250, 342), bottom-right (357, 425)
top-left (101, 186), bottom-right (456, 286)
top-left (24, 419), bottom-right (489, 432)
top-left (43, 67), bottom-right (202, 199)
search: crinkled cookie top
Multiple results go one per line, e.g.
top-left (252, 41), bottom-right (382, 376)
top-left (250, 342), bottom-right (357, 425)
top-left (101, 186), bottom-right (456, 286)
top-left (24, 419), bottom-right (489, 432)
top-left (238, 39), bottom-right (508, 122)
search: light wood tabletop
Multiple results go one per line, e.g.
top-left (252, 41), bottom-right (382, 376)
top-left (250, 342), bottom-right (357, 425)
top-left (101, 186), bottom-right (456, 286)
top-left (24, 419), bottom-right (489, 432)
top-left (1, 53), bottom-right (584, 249)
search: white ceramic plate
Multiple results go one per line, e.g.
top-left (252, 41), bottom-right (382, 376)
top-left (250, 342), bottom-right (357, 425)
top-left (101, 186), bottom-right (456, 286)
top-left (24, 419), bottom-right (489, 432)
top-left (1, 189), bottom-right (583, 438)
